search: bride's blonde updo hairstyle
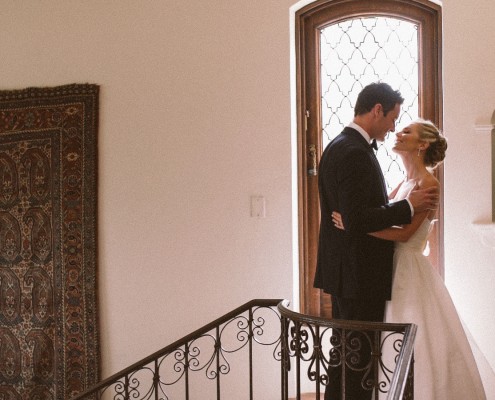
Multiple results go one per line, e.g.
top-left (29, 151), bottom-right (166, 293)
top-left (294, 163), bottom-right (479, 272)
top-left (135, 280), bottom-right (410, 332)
top-left (415, 119), bottom-right (447, 168)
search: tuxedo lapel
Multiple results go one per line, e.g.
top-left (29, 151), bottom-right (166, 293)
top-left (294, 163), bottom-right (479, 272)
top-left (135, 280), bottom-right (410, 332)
top-left (369, 148), bottom-right (388, 203)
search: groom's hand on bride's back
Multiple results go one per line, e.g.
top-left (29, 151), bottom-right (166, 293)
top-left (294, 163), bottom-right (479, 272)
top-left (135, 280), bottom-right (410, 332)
top-left (407, 185), bottom-right (439, 213)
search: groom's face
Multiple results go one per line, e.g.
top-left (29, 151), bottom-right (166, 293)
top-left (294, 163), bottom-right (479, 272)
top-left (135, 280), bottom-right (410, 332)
top-left (373, 103), bottom-right (401, 142)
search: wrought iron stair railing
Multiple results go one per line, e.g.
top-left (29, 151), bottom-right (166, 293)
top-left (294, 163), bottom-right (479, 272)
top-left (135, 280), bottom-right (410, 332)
top-left (70, 299), bottom-right (416, 400)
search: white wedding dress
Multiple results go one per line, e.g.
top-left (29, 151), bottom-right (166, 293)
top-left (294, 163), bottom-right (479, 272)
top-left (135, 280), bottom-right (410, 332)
top-left (384, 213), bottom-right (486, 399)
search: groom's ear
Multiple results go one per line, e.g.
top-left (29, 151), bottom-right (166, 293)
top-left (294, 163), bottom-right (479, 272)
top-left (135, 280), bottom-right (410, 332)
top-left (372, 103), bottom-right (383, 117)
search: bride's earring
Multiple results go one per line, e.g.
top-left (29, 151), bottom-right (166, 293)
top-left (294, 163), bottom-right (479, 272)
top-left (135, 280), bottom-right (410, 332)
top-left (417, 148), bottom-right (421, 156)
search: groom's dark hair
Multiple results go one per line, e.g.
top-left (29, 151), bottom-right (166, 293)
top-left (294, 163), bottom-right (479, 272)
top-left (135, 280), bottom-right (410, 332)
top-left (354, 82), bottom-right (404, 117)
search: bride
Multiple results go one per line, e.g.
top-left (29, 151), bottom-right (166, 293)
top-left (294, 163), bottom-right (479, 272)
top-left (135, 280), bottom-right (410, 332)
top-left (333, 119), bottom-right (486, 399)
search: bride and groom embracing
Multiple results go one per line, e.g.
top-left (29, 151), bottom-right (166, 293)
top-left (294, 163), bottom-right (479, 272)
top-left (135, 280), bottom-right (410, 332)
top-left (314, 82), bottom-right (486, 399)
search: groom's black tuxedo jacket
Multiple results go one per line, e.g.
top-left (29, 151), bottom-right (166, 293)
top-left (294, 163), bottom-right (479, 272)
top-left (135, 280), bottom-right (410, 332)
top-left (314, 127), bottom-right (412, 301)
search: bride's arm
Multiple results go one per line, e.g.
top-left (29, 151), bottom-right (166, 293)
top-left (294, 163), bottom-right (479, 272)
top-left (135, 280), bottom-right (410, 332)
top-left (331, 210), bottom-right (425, 241)
top-left (370, 177), bottom-right (438, 241)
top-left (368, 211), bottom-right (428, 242)
top-left (332, 177), bottom-right (438, 242)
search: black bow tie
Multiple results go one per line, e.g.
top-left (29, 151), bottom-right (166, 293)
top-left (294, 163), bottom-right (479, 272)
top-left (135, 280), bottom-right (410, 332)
top-left (370, 139), bottom-right (378, 150)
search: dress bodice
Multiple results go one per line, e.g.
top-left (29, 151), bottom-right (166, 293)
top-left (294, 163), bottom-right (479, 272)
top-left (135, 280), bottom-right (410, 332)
top-left (395, 217), bottom-right (432, 252)
top-left (391, 179), bottom-right (432, 253)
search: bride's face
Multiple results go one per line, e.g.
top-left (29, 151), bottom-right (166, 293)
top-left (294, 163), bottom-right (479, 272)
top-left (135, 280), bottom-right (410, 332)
top-left (392, 123), bottom-right (423, 154)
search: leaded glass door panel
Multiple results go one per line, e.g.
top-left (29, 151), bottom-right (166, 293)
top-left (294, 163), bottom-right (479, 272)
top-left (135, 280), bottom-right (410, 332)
top-left (321, 17), bottom-right (418, 191)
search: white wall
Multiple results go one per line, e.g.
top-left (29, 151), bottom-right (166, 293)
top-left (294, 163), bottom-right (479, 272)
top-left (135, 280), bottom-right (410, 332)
top-left (0, 0), bottom-right (494, 394)
top-left (443, 0), bottom-right (495, 393)
top-left (0, 0), bottom-right (295, 379)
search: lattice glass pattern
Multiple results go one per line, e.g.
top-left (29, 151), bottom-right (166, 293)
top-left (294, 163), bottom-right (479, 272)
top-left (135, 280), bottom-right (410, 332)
top-left (321, 17), bottom-right (419, 191)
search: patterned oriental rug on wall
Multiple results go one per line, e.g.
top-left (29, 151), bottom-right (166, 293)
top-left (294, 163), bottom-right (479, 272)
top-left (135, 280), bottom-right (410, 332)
top-left (0, 84), bottom-right (99, 400)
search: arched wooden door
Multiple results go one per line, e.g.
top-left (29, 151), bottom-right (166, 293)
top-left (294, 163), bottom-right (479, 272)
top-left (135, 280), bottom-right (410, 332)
top-left (295, 0), bottom-right (443, 317)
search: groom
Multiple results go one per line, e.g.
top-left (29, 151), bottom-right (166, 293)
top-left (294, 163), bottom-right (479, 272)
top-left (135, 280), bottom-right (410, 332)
top-left (314, 82), bottom-right (438, 399)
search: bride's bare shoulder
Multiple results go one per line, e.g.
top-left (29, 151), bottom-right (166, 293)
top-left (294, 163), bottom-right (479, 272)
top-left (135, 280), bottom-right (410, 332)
top-left (419, 173), bottom-right (439, 189)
